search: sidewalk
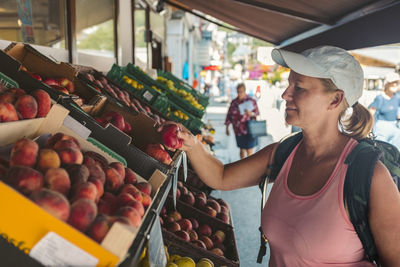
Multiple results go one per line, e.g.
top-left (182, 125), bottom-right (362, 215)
top-left (203, 98), bottom-right (277, 267)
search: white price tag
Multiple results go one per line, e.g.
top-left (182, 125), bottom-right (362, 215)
top-left (29, 232), bottom-right (98, 267)
top-left (143, 91), bottom-right (154, 102)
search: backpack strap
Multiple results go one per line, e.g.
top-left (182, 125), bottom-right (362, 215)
top-left (344, 140), bottom-right (383, 265)
top-left (257, 132), bottom-right (302, 263)
top-left (258, 132), bottom-right (303, 190)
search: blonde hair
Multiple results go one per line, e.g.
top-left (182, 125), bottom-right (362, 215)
top-left (321, 79), bottom-right (373, 140)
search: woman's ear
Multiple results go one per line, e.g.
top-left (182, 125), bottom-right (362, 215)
top-left (328, 90), bottom-right (344, 110)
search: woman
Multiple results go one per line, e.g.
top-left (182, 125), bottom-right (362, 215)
top-left (225, 83), bottom-right (260, 159)
top-left (368, 72), bottom-right (400, 148)
top-left (164, 46), bottom-right (400, 266)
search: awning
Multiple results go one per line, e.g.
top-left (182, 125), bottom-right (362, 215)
top-left (166, 0), bottom-right (400, 51)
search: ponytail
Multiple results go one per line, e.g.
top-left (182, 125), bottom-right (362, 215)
top-left (339, 103), bottom-right (374, 140)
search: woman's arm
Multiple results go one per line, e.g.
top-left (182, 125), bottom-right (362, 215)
top-left (369, 161), bottom-right (400, 266)
top-left (178, 128), bottom-right (278, 191)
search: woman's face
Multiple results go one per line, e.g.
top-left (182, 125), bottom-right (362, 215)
top-left (282, 71), bottom-right (334, 128)
top-left (237, 86), bottom-right (246, 100)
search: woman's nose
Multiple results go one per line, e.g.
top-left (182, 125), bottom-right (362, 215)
top-left (281, 86), bottom-right (292, 101)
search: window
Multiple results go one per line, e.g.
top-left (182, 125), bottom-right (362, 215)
top-left (134, 1), bottom-right (147, 64)
top-left (0, 0), bottom-right (66, 48)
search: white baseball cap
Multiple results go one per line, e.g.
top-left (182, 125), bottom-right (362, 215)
top-left (384, 71), bottom-right (400, 84)
top-left (271, 46), bottom-right (364, 106)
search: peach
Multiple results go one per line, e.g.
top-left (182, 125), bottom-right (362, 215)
top-left (126, 199), bottom-right (144, 217)
top-left (210, 248), bottom-right (224, 256)
top-left (120, 184), bottom-right (143, 202)
top-left (10, 138), bottom-right (39, 167)
top-left (71, 181), bottom-right (98, 202)
top-left (0, 92), bottom-right (17, 104)
top-left (57, 78), bottom-right (74, 93)
top-left (204, 206), bottom-right (217, 217)
top-left (136, 182), bottom-right (152, 196)
top-left (8, 88), bottom-right (26, 97)
top-left (14, 94), bottom-right (38, 119)
top-left (83, 151), bottom-right (108, 170)
top-left (199, 236), bottom-right (214, 250)
top-left (116, 192), bottom-right (135, 208)
top-left (168, 211), bottom-right (182, 222)
top-left (46, 133), bottom-right (80, 149)
top-left (57, 147), bottom-right (83, 165)
top-left (115, 206), bottom-right (142, 227)
top-left (198, 224), bottom-right (212, 237)
top-left (217, 198), bottom-right (229, 209)
top-left (85, 161), bottom-right (106, 185)
top-left (65, 164), bottom-right (89, 185)
top-left (179, 186), bottom-right (188, 195)
top-left (212, 230), bottom-right (226, 244)
top-left (194, 196), bottom-right (207, 210)
top-left (124, 167), bottom-right (137, 184)
top-left (31, 89), bottom-right (51, 117)
top-left (191, 240), bottom-right (207, 250)
top-left (87, 214), bottom-right (112, 243)
top-left (217, 212), bottom-right (229, 224)
top-left (214, 243), bottom-right (226, 253)
top-left (188, 229), bottom-right (198, 241)
top-left (90, 178), bottom-right (104, 202)
top-left (177, 219), bottom-right (192, 231)
top-left (141, 192), bottom-right (152, 209)
top-left (180, 192), bottom-right (195, 206)
top-left (30, 188), bottom-right (70, 221)
top-left (207, 199), bottom-right (221, 213)
top-left (44, 168), bottom-right (71, 196)
top-left (175, 230), bottom-right (190, 242)
top-left (165, 221), bottom-right (181, 233)
top-left (104, 167), bottom-right (123, 193)
top-left (101, 192), bottom-right (118, 214)
top-left (37, 148), bottom-right (60, 172)
top-left (53, 139), bottom-right (80, 151)
top-left (160, 206), bottom-right (167, 216)
top-left (109, 162), bottom-right (125, 179)
top-left (188, 218), bottom-right (199, 230)
top-left (68, 199), bottom-right (97, 232)
top-left (6, 166), bottom-right (43, 195)
top-left (220, 205), bottom-right (229, 215)
top-left (0, 102), bottom-right (18, 122)
top-left (97, 199), bottom-right (112, 215)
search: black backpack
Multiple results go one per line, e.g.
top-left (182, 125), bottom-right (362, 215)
top-left (257, 132), bottom-right (400, 265)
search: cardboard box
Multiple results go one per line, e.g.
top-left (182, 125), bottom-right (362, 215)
top-left (0, 109), bottom-right (167, 266)
top-left (4, 43), bottom-right (101, 107)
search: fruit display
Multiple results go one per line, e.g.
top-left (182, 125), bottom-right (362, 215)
top-left (160, 197), bottom-right (239, 266)
top-left (79, 70), bottom-right (166, 125)
top-left (157, 76), bottom-right (205, 111)
top-left (0, 132), bottom-right (153, 244)
top-left (144, 143), bottom-right (173, 165)
top-left (0, 82), bottom-right (51, 122)
top-left (173, 181), bottom-right (230, 225)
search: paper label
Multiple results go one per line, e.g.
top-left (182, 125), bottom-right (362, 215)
top-left (143, 90), bottom-right (154, 102)
top-left (238, 100), bottom-right (254, 115)
top-left (29, 232), bottom-right (98, 267)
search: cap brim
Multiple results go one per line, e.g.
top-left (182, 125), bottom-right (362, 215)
top-left (271, 48), bottom-right (329, 79)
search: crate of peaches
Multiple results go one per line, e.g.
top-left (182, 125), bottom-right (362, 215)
top-left (0, 130), bottom-right (164, 266)
top-left (160, 197), bottom-right (239, 267)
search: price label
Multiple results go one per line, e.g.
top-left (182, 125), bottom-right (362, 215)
top-left (143, 91), bottom-right (154, 102)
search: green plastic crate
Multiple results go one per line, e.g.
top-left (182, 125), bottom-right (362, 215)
top-left (87, 137), bottom-right (127, 166)
top-left (0, 72), bottom-right (19, 88)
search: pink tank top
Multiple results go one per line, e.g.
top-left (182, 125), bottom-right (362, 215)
top-left (261, 138), bottom-right (375, 267)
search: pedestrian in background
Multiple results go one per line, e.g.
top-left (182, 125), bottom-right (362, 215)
top-left (225, 83), bottom-right (259, 159)
top-left (368, 72), bottom-right (400, 148)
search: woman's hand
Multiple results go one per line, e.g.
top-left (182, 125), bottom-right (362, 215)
top-left (245, 109), bottom-right (253, 117)
top-left (225, 125), bottom-right (230, 136)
